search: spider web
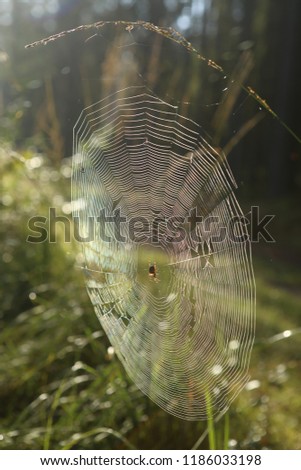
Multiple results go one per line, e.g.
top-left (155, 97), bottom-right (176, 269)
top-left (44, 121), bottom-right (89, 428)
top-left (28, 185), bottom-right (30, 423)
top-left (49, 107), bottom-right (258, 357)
top-left (72, 86), bottom-right (255, 420)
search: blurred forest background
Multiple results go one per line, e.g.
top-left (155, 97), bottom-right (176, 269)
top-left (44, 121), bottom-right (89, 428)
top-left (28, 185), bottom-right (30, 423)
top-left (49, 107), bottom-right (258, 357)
top-left (1, 0), bottom-right (301, 450)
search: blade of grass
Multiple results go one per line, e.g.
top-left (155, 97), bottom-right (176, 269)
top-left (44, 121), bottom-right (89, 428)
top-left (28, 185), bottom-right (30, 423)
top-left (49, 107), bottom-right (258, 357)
top-left (43, 383), bottom-right (65, 450)
top-left (25, 20), bottom-right (301, 145)
top-left (62, 427), bottom-right (136, 450)
top-left (223, 412), bottom-right (230, 450)
top-left (191, 408), bottom-right (227, 450)
top-left (205, 390), bottom-right (216, 450)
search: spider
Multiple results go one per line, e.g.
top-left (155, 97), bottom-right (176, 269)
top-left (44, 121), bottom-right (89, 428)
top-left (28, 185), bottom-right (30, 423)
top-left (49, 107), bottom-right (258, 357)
top-left (148, 261), bottom-right (158, 281)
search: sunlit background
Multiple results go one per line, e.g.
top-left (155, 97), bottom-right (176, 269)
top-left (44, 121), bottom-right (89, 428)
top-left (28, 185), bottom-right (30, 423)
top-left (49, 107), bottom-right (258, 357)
top-left (1, 0), bottom-right (300, 450)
